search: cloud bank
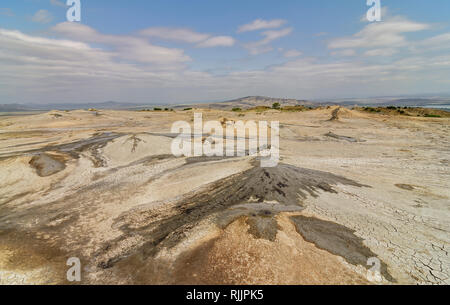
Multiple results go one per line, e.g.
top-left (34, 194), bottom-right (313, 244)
top-left (1, 14), bottom-right (450, 104)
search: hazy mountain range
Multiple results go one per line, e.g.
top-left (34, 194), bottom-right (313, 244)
top-left (2, 96), bottom-right (450, 112)
top-left (0, 101), bottom-right (146, 112)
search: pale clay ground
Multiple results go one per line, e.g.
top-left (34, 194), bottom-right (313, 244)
top-left (0, 107), bottom-right (449, 284)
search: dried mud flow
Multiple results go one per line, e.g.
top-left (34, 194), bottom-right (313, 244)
top-left (329, 107), bottom-right (341, 121)
top-left (108, 160), bottom-right (368, 264)
top-left (0, 107), bottom-right (449, 284)
top-left (290, 215), bottom-right (394, 282)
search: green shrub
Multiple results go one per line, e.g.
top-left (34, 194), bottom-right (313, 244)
top-left (272, 103), bottom-right (281, 109)
top-left (232, 107), bottom-right (242, 112)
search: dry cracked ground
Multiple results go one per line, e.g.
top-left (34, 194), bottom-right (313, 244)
top-left (0, 107), bottom-right (448, 285)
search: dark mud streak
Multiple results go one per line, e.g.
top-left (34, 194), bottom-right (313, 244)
top-left (0, 132), bottom-right (122, 166)
top-left (93, 154), bottom-right (177, 179)
top-left (185, 156), bottom-right (237, 164)
top-left (4, 140), bottom-right (51, 149)
top-left (395, 184), bottom-right (415, 191)
top-left (0, 192), bottom-right (31, 207)
top-left (125, 135), bottom-right (145, 153)
top-left (290, 215), bottom-right (395, 282)
top-left (107, 161), bottom-right (368, 268)
top-left (50, 132), bottom-right (122, 167)
top-left (324, 132), bottom-right (361, 143)
top-left (329, 107), bottom-right (340, 121)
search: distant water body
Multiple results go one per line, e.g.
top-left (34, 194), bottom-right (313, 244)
top-left (422, 105), bottom-right (450, 111)
top-left (0, 111), bottom-right (45, 116)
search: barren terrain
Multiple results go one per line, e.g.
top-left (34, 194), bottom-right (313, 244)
top-left (0, 107), bottom-right (449, 284)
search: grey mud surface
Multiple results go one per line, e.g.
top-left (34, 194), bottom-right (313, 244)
top-left (106, 160), bottom-right (369, 268)
top-left (291, 215), bottom-right (395, 281)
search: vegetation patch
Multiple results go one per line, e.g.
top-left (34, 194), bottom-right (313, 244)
top-left (272, 102), bottom-right (281, 110)
top-left (357, 106), bottom-right (449, 118)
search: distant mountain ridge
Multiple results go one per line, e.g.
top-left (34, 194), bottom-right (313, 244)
top-left (0, 104), bottom-right (31, 112)
top-left (187, 96), bottom-right (315, 110)
top-left (318, 97), bottom-right (450, 107)
top-left (2, 95), bottom-right (450, 112)
top-left (0, 101), bottom-right (151, 112)
top-left (190, 95), bottom-right (450, 109)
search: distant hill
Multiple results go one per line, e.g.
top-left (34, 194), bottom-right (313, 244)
top-left (0, 101), bottom-right (155, 112)
top-left (186, 96), bottom-right (315, 110)
top-left (1, 97), bottom-right (315, 112)
top-left (320, 97), bottom-right (450, 107)
top-left (188, 96), bottom-right (450, 110)
top-left (0, 104), bottom-right (32, 112)
top-left (378, 98), bottom-right (450, 107)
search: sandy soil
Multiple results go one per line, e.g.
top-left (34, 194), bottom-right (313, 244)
top-left (0, 107), bottom-right (448, 284)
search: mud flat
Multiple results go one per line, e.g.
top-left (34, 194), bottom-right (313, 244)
top-left (0, 107), bottom-right (449, 284)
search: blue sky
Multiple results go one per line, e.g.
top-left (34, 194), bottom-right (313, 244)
top-left (1, 0), bottom-right (450, 104)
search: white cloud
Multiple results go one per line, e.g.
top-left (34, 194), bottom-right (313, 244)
top-left (245, 27), bottom-right (293, 55)
top-left (422, 33), bottom-right (450, 46)
top-left (197, 36), bottom-right (235, 48)
top-left (140, 27), bottom-right (235, 48)
top-left (262, 28), bottom-right (293, 43)
top-left (140, 27), bottom-right (210, 43)
top-left (283, 50), bottom-right (302, 58)
top-left (364, 48), bottom-right (398, 57)
top-left (51, 22), bottom-right (190, 65)
top-left (50, 0), bottom-right (66, 7)
top-left (331, 49), bottom-right (357, 57)
top-left (328, 17), bottom-right (429, 49)
top-left (238, 19), bottom-right (286, 33)
top-left (32, 10), bottom-right (53, 24)
top-left (413, 33), bottom-right (450, 52)
top-left (0, 28), bottom-right (91, 50)
top-left (2, 15), bottom-right (450, 104)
